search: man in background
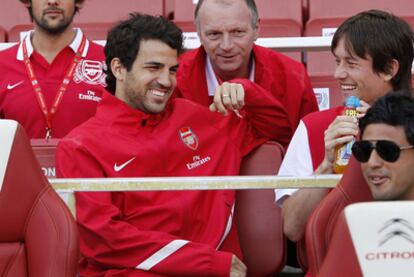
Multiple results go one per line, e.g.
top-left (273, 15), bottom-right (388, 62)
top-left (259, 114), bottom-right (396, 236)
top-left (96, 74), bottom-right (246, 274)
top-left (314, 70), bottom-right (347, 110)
top-left (176, 0), bottom-right (318, 133)
top-left (0, 0), bottom-right (106, 138)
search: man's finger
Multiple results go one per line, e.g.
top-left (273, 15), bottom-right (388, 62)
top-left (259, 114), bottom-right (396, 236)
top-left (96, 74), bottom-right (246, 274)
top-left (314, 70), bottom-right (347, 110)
top-left (213, 85), bottom-right (228, 115)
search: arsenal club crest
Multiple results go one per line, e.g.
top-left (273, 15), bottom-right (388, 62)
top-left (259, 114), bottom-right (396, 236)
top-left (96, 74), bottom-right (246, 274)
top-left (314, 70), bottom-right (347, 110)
top-left (73, 59), bottom-right (106, 86)
top-left (179, 127), bottom-right (199, 150)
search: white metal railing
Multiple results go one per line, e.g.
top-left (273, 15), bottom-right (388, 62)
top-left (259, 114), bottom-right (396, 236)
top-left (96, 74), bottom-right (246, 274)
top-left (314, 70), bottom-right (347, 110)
top-left (51, 174), bottom-right (341, 192)
top-left (50, 175), bottom-right (341, 217)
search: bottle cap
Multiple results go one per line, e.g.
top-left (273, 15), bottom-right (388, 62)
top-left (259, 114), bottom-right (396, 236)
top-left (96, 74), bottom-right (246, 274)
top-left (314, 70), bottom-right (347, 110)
top-left (345, 96), bottom-right (361, 108)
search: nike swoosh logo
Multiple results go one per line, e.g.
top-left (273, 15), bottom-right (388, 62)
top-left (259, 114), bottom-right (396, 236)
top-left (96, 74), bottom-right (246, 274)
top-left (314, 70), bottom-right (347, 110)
top-left (7, 81), bottom-right (24, 90)
top-left (114, 157), bottom-right (136, 172)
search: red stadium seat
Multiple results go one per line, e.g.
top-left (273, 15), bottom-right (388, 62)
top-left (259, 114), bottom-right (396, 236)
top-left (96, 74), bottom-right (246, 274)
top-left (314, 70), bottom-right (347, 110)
top-left (318, 210), bottom-right (362, 277)
top-left (0, 120), bottom-right (79, 277)
top-left (304, 157), bottom-right (373, 277)
top-left (0, 26), bottom-right (5, 42)
top-left (236, 141), bottom-right (287, 277)
top-left (8, 22), bottom-right (115, 42)
top-left (8, 24), bottom-right (33, 42)
top-left (319, 201), bottom-right (414, 277)
top-left (168, 0), bottom-right (303, 61)
top-left (310, 75), bottom-right (344, 109)
top-left (305, 0), bottom-right (414, 108)
top-left (74, 0), bottom-right (164, 40)
top-left (76, 0), bottom-right (164, 24)
top-left (6, 0), bottom-right (164, 41)
top-left (166, 0), bottom-right (196, 33)
top-left (306, 0), bottom-right (414, 75)
top-left (31, 139), bottom-right (59, 179)
top-left (0, 0), bottom-right (31, 35)
top-left (169, 0), bottom-right (303, 36)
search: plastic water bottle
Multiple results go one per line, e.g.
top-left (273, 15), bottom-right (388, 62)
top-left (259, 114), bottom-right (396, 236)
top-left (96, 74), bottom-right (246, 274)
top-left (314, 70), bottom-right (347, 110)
top-left (333, 96), bottom-right (361, 174)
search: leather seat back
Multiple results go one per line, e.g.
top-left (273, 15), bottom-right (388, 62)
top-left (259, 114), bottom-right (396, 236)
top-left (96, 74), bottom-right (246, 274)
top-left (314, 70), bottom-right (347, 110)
top-left (319, 201), bottom-right (414, 277)
top-left (305, 157), bottom-right (373, 276)
top-left (0, 120), bottom-right (79, 277)
top-left (237, 141), bottom-right (287, 277)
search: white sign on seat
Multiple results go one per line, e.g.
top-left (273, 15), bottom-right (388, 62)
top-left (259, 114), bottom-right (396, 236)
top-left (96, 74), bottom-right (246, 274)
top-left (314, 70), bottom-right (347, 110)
top-left (0, 120), bottom-right (17, 191)
top-left (346, 201), bottom-right (414, 277)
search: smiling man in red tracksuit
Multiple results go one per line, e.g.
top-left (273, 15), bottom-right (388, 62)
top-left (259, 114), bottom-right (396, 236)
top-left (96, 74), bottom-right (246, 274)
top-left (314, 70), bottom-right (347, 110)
top-left (56, 14), bottom-right (291, 277)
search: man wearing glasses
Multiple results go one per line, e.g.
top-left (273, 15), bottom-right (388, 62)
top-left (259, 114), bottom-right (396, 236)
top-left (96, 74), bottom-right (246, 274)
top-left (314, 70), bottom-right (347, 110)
top-left (312, 91), bottom-right (414, 277)
top-left (352, 91), bottom-right (414, 201)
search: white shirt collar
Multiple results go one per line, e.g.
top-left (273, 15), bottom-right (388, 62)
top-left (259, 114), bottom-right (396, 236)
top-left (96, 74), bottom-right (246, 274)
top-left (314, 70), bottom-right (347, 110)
top-left (205, 55), bottom-right (256, 96)
top-left (16, 28), bottom-right (89, 61)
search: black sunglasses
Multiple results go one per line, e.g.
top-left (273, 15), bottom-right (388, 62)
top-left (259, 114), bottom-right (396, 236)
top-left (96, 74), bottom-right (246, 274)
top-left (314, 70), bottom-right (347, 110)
top-left (352, 140), bottom-right (414, 163)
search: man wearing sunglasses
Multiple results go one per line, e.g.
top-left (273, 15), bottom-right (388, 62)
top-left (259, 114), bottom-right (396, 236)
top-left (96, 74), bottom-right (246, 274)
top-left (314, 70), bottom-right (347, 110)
top-left (353, 91), bottom-right (414, 201)
top-left (277, 10), bottom-right (414, 244)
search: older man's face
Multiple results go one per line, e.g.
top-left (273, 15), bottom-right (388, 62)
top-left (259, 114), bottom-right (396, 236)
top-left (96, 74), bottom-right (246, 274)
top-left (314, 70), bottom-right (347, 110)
top-left (197, 0), bottom-right (258, 80)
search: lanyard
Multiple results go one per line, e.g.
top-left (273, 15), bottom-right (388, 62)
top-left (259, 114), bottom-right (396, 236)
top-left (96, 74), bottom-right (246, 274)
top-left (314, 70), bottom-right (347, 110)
top-left (22, 35), bottom-right (86, 139)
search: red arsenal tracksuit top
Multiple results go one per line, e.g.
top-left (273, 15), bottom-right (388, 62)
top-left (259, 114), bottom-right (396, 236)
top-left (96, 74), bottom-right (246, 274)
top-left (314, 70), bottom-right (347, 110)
top-left (56, 79), bottom-right (291, 277)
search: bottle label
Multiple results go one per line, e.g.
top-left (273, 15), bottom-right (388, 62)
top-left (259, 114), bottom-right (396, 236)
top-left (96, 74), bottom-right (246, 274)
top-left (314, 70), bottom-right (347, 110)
top-left (345, 109), bottom-right (358, 117)
top-left (336, 139), bottom-right (354, 166)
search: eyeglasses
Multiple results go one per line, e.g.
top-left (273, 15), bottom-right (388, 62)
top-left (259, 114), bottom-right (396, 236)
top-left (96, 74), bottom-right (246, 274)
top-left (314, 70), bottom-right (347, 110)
top-left (352, 140), bottom-right (414, 163)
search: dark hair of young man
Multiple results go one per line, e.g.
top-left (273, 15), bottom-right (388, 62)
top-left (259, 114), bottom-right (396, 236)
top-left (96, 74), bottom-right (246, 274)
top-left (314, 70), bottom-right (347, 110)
top-left (359, 90), bottom-right (414, 146)
top-left (104, 13), bottom-right (183, 94)
top-left (331, 9), bottom-right (414, 91)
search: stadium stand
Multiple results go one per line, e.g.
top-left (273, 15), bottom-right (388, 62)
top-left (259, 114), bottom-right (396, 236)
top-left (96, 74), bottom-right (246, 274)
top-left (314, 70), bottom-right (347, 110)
top-left (8, 22), bottom-right (113, 42)
top-left (0, 0), bottom-right (31, 35)
top-left (237, 140), bottom-right (286, 277)
top-left (168, 0), bottom-right (303, 36)
top-left (305, 157), bottom-right (373, 277)
top-left (319, 202), bottom-right (414, 277)
top-left (6, 0), bottom-right (164, 41)
top-left (305, 0), bottom-right (414, 108)
top-left (0, 120), bottom-right (78, 277)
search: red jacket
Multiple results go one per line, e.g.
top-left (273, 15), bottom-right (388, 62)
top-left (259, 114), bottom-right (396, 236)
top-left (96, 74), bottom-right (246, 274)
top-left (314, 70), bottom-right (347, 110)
top-left (176, 45), bottom-right (318, 132)
top-left (56, 79), bottom-right (291, 277)
top-left (302, 106), bottom-right (344, 170)
top-left (0, 30), bottom-right (106, 138)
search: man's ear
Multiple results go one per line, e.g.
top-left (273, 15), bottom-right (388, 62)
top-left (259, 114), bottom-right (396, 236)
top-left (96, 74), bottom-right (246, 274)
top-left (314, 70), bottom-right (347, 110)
top-left (111, 58), bottom-right (126, 82)
top-left (383, 59), bottom-right (400, 82)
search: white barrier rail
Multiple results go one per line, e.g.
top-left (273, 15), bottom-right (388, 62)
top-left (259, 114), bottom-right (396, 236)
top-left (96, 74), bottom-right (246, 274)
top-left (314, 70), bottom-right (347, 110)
top-left (50, 174), bottom-right (341, 192)
top-left (50, 175), bottom-right (341, 216)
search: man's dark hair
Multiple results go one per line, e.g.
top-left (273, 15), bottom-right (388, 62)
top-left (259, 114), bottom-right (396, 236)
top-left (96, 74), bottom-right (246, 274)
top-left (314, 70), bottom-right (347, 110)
top-left (104, 13), bottom-right (183, 94)
top-left (331, 9), bottom-right (414, 91)
top-left (359, 90), bottom-right (414, 146)
top-left (194, 0), bottom-right (259, 29)
top-left (19, 0), bottom-right (85, 21)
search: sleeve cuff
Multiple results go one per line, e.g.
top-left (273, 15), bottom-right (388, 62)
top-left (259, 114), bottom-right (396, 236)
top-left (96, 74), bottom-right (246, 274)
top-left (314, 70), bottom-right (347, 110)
top-left (210, 250), bottom-right (233, 277)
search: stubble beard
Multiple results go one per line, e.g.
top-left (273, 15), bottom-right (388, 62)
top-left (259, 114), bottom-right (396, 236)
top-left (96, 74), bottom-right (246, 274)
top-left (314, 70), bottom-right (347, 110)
top-left (34, 12), bottom-right (75, 35)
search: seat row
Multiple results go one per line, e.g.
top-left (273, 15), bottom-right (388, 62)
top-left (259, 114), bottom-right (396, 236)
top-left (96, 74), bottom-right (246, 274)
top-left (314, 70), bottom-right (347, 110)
top-left (1, 0), bottom-right (413, 110)
top-left (5, 121), bottom-right (414, 277)
top-left (1, 0), bottom-right (413, 43)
